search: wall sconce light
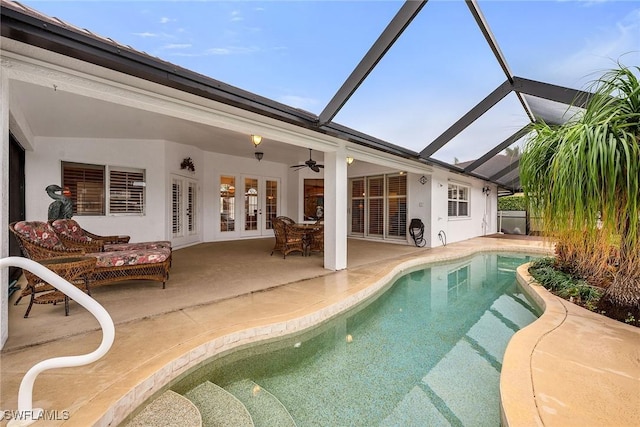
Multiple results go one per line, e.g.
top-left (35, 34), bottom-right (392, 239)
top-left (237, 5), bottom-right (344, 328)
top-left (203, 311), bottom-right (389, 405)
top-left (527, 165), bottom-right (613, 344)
top-left (251, 134), bottom-right (262, 147)
top-left (482, 186), bottom-right (491, 195)
top-left (346, 156), bottom-right (354, 165)
top-left (419, 175), bottom-right (428, 185)
top-left (254, 151), bottom-right (264, 162)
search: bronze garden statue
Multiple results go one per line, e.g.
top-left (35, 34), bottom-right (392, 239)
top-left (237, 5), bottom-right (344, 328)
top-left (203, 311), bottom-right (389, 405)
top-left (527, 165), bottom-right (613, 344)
top-left (46, 184), bottom-right (73, 220)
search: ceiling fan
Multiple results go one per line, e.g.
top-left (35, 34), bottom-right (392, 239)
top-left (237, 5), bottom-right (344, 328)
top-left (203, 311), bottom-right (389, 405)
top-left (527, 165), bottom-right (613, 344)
top-left (291, 148), bottom-right (324, 173)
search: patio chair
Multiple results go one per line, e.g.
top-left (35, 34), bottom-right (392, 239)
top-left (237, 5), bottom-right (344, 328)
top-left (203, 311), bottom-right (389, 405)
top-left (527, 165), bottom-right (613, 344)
top-left (308, 224), bottom-right (324, 254)
top-left (271, 218), bottom-right (306, 258)
top-left (276, 216), bottom-right (296, 226)
top-left (10, 221), bottom-right (171, 294)
top-left (49, 219), bottom-right (171, 252)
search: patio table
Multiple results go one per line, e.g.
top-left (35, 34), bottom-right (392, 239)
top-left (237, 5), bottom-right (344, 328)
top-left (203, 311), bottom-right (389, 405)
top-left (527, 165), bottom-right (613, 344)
top-left (290, 223), bottom-right (323, 256)
top-left (24, 256), bottom-right (96, 317)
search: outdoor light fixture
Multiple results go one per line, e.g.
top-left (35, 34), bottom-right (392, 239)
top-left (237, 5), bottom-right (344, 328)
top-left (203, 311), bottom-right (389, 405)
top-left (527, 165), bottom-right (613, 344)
top-left (482, 186), bottom-right (491, 195)
top-left (254, 151), bottom-right (264, 162)
top-left (419, 175), bottom-right (428, 185)
top-left (251, 134), bottom-right (262, 147)
top-left (346, 156), bottom-right (354, 165)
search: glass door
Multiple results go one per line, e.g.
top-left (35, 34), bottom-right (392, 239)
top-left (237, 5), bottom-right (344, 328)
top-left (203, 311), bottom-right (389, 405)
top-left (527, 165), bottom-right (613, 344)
top-left (171, 174), bottom-right (199, 246)
top-left (349, 178), bottom-right (365, 236)
top-left (241, 176), bottom-right (279, 237)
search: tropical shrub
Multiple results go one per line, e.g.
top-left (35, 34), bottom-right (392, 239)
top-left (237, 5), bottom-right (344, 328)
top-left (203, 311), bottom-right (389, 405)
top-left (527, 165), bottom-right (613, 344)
top-left (498, 195), bottom-right (527, 211)
top-left (520, 64), bottom-right (640, 310)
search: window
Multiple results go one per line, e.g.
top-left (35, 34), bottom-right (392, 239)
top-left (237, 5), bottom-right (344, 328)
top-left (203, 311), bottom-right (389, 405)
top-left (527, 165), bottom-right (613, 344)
top-left (220, 176), bottom-right (235, 232)
top-left (387, 174), bottom-right (407, 238)
top-left (62, 162), bottom-right (105, 215)
top-left (304, 179), bottom-right (324, 221)
top-left (367, 176), bottom-right (384, 236)
top-left (447, 265), bottom-right (470, 301)
top-left (62, 162), bottom-right (145, 216)
top-left (448, 183), bottom-right (469, 218)
top-left (350, 179), bottom-right (365, 234)
top-left (109, 169), bottom-right (145, 214)
top-left (348, 173), bottom-right (407, 240)
top-left (265, 179), bottom-right (278, 230)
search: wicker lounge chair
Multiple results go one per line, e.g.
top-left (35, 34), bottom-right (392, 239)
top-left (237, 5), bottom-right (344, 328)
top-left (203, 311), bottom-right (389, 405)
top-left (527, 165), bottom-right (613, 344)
top-left (271, 218), bottom-right (306, 258)
top-left (49, 219), bottom-right (171, 252)
top-left (10, 221), bottom-right (171, 295)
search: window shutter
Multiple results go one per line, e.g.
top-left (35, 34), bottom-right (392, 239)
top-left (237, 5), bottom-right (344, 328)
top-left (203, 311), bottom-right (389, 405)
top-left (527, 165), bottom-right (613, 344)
top-left (386, 175), bottom-right (407, 238)
top-left (109, 169), bottom-right (145, 214)
top-left (448, 201), bottom-right (457, 216)
top-left (350, 179), bottom-right (365, 234)
top-left (172, 179), bottom-right (182, 235)
top-left (367, 177), bottom-right (384, 236)
top-left (62, 162), bottom-right (105, 215)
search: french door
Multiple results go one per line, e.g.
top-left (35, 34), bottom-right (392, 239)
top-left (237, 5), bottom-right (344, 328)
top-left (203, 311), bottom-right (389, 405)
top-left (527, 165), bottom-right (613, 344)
top-left (171, 175), bottom-right (199, 247)
top-left (349, 175), bottom-right (407, 240)
top-left (241, 176), bottom-right (279, 237)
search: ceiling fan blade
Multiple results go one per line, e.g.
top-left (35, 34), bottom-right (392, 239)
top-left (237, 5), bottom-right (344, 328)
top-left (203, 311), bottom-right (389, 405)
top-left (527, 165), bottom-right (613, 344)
top-left (291, 165), bottom-right (306, 171)
top-left (311, 165), bottom-right (320, 173)
top-left (317, 164), bottom-right (324, 168)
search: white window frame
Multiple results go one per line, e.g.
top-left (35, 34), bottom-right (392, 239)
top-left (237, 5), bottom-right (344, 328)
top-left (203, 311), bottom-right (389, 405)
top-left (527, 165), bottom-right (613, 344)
top-left (62, 161), bottom-right (146, 217)
top-left (108, 167), bottom-right (146, 215)
top-left (448, 183), bottom-right (470, 218)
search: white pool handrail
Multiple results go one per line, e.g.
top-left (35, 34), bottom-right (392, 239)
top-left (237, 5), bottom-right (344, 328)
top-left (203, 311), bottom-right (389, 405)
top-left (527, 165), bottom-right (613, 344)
top-left (0, 257), bottom-right (115, 427)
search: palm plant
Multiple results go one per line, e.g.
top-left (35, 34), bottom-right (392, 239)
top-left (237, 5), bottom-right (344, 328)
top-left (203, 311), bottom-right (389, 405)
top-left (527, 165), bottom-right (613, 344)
top-left (520, 64), bottom-right (640, 308)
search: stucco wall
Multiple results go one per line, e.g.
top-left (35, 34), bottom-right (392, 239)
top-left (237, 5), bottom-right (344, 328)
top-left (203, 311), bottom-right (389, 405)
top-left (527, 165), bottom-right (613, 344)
top-left (24, 137), bottom-right (294, 246)
top-left (23, 136), bottom-right (496, 250)
top-left (429, 169), bottom-right (497, 248)
top-left (25, 137), bottom-right (169, 243)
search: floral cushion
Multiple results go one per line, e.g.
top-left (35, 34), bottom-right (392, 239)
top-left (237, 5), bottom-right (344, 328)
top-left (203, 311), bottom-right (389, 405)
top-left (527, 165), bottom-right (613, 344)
top-left (51, 219), bottom-right (92, 242)
top-left (103, 241), bottom-right (171, 251)
top-left (14, 221), bottom-right (65, 249)
top-left (88, 247), bottom-right (171, 268)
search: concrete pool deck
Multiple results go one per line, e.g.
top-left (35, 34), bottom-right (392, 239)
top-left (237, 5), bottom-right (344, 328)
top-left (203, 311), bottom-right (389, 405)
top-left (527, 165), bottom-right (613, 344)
top-left (1, 236), bottom-right (638, 426)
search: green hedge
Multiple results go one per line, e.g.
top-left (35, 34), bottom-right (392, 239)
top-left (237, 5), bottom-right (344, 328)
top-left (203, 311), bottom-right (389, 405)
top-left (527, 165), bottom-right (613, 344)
top-left (498, 195), bottom-right (527, 211)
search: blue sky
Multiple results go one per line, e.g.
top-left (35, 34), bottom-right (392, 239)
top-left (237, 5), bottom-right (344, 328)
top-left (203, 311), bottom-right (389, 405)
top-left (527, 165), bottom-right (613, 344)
top-left (20, 0), bottom-right (640, 164)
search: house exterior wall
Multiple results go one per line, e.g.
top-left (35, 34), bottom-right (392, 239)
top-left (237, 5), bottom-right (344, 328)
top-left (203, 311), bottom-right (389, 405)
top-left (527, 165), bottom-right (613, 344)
top-left (25, 137), bottom-right (168, 243)
top-left (429, 168), bottom-right (497, 247)
top-left (24, 137), bottom-right (295, 246)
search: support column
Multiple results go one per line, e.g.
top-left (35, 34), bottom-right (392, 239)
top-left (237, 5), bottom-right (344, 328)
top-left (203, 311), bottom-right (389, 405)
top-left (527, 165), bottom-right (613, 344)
top-left (323, 148), bottom-right (348, 271)
top-left (1, 72), bottom-right (9, 349)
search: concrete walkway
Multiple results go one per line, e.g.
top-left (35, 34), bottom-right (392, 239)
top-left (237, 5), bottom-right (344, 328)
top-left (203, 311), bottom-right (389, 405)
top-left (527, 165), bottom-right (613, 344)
top-left (1, 236), bottom-right (638, 426)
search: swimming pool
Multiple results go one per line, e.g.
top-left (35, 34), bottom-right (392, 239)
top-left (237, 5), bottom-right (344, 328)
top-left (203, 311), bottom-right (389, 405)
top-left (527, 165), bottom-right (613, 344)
top-left (170, 252), bottom-right (540, 426)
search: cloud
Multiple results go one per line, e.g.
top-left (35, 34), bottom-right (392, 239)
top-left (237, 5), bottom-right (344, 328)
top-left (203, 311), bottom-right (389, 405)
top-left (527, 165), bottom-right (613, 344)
top-left (205, 46), bottom-right (259, 55)
top-left (159, 17), bottom-right (173, 24)
top-left (230, 10), bottom-right (243, 22)
top-left (132, 32), bottom-right (159, 38)
top-left (546, 7), bottom-right (640, 88)
top-left (168, 45), bottom-right (259, 57)
top-left (162, 43), bottom-right (191, 50)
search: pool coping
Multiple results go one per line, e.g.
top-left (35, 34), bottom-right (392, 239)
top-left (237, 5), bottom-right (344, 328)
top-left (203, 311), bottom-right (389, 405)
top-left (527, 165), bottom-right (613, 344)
top-left (502, 263), bottom-right (640, 427)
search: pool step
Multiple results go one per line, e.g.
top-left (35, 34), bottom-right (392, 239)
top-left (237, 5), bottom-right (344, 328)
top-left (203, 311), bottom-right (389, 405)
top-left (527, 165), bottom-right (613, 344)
top-left (224, 379), bottom-right (297, 427)
top-left (123, 390), bottom-right (202, 427)
top-left (185, 381), bottom-right (254, 427)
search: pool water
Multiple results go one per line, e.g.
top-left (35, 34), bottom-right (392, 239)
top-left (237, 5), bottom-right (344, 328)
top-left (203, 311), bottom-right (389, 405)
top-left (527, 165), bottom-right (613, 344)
top-left (173, 253), bottom-right (540, 426)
